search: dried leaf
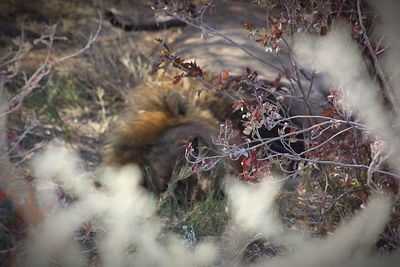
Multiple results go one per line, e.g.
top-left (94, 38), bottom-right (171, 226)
top-left (243, 21), bottom-right (255, 31)
top-left (172, 73), bottom-right (184, 85)
top-left (322, 108), bottom-right (335, 117)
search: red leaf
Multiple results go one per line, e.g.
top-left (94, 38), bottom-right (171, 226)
top-left (172, 74), bottom-right (184, 85)
top-left (254, 111), bottom-right (261, 122)
top-left (241, 157), bottom-right (251, 170)
top-left (272, 76), bottom-right (281, 88)
top-left (173, 57), bottom-right (185, 66)
top-left (221, 71), bottom-right (230, 79)
top-left (215, 80), bottom-right (224, 88)
top-left (232, 100), bottom-right (244, 112)
top-left (183, 61), bottom-right (203, 77)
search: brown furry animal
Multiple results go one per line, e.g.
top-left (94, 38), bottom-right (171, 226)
top-left (102, 71), bottom-right (314, 195)
top-left (102, 77), bottom-right (235, 194)
top-left (102, 1), bottom-right (334, 195)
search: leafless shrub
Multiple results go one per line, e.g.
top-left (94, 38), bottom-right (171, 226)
top-left (150, 0), bottom-right (400, 248)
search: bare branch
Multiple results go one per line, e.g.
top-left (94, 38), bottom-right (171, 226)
top-left (357, 0), bottom-right (398, 113)
top-left (54, 12), bottom-right (102, 64)
top-left (1, 13), bottom-right (102, 119)
top-left (155, 2), bottom-right (283, 73)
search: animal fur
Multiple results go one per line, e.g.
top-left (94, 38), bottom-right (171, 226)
top-left (102, 0), bottom-right (334, 194)
top-left (102, 75), bottom-right (237, 194)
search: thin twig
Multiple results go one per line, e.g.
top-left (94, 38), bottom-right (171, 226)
top-left (1, 121), bottom-right (40, 160)
top-left (156, 2), bottom-right (283, 73)
top-left (357, 0), bottom-right (398, 113)
top-left (262, 153), bottom-right (400, 179)
top-left (55, 13), bottom-right (102, 64)
top-left (1, 13), bottom-right (102, 119)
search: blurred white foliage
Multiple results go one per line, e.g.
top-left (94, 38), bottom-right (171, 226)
top-left (17, 142), bottom-right (399, 267)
